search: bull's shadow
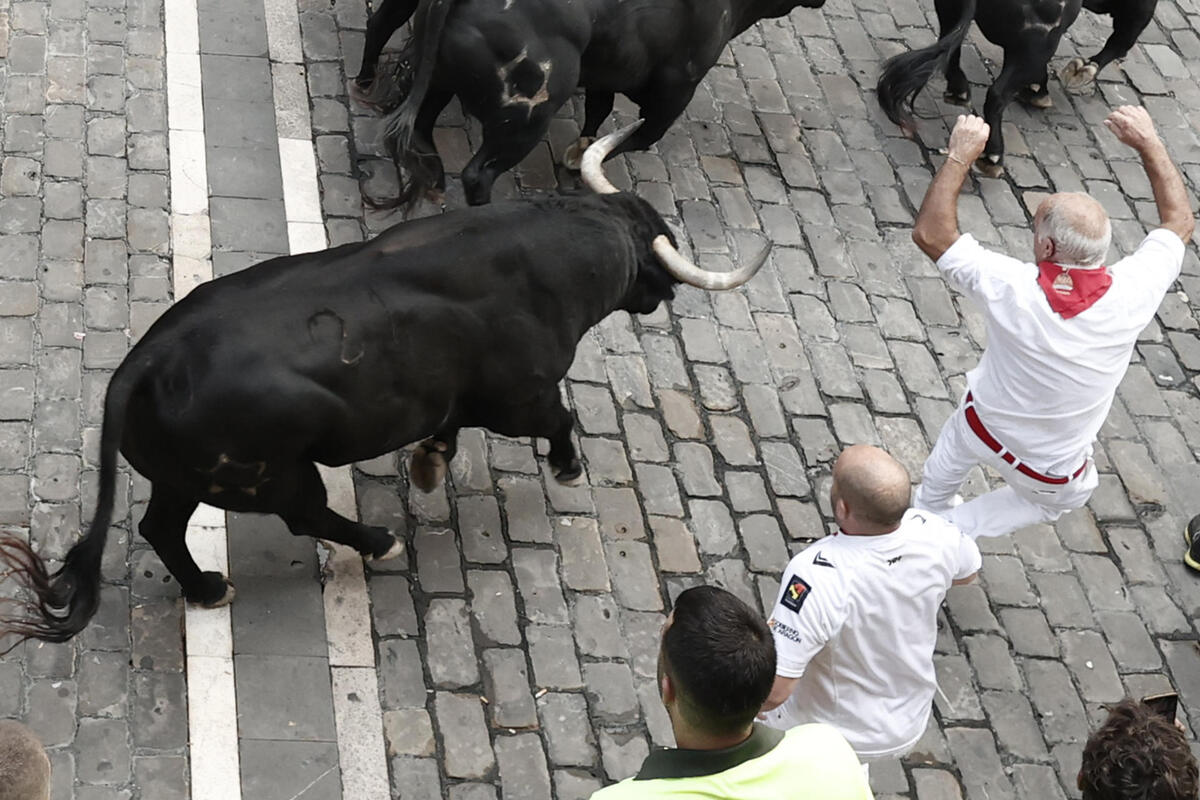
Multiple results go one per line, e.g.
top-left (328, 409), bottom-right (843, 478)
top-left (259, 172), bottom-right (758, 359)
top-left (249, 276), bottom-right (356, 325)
top-left (0, 126), bottom-right (769, 649)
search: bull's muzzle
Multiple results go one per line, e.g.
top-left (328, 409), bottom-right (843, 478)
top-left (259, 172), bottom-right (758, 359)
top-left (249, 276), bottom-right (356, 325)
top-left (581, 122), bottom-right (770, 291)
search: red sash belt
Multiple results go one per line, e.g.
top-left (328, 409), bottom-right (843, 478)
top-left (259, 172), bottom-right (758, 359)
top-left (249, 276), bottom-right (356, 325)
top-left (963, 392), bottom-right (1087, 485)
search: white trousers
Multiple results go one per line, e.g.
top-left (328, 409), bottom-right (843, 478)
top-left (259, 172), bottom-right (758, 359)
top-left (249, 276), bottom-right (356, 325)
top-left (913, 398), bottom-right (1098, 539)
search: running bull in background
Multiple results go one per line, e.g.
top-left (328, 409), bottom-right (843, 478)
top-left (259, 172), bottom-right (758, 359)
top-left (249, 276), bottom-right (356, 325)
top-left (0, 128), bottom-right (768, 647)
top-left (876, 0), bottom-right (1158, 176)
top-left (351, 0), bottom-right (828, 208)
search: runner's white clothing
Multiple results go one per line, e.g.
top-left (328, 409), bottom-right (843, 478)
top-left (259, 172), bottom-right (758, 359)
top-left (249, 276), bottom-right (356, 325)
top-left (761, 510), bottom-right (981, 760)
top-left (914, 229), bottom-right (1185, 538)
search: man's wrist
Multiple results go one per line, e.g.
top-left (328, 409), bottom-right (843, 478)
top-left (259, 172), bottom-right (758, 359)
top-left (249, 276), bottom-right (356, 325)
top-left (945, 153), bottom-right (972, 167)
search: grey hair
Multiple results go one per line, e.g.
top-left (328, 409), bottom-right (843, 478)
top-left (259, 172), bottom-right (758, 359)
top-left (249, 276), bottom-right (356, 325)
top-left (1036, 196), bottom-right (1112, 267)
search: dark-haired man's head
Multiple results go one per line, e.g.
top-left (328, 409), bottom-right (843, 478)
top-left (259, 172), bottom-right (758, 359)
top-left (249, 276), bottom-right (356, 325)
top-left (831, 445), bottom-right (911, 535)
top-left (1078, 698), bottom-right (1198, 800)
top-left (0, 720), bottom-right (51, 800)
top-left (658, 586), bottom-right (776, 743)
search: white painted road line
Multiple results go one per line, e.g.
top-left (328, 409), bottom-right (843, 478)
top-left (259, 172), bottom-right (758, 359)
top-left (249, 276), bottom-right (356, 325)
top-left (267, 0), bottom-right (392, 794)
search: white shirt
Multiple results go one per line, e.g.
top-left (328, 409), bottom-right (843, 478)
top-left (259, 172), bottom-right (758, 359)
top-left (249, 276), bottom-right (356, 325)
top-left (936, 229), bottom-right (1185, 470)
top-left (768, 510), bottom-right (981, 759)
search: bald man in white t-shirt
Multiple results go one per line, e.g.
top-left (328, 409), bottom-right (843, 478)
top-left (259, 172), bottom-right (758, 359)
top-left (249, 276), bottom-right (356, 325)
top-left (909, 107), bottom-right (1194, 539)
top-left (759, 446), bottom-right (980, 763)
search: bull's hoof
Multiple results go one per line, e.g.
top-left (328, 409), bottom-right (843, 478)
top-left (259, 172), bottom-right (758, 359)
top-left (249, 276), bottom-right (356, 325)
top-left (372, 535), bottom-right (406, 562)
top-left (349, 78), bottom-right (381, 110)
top-left (942, 89), bottom-right (970, 106)
top-left (1017, 85), bottom-right (1053, 109)
top-left (424, 188), bottom-right (446, 207)
top-left (410, 440), bottom-right (449, 493)
top-left (1060, 58), bottom-right (1099, 92)
top-left (553, 460), bottom-right (584, 486)
top-left (562, 138), bottom-right (595, 171)
top-left (975, 155), bottom-right (1004, 178)
top-left (188, 571), bottom-right (236, 608)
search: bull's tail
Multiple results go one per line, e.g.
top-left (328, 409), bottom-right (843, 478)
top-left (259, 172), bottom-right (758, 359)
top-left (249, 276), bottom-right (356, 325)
top-left (876, 0), bottom-right (976, 133)
top-left (370, 0), bottom-right (454, 210)
top-left (0, 358), bottom-right (142, 651)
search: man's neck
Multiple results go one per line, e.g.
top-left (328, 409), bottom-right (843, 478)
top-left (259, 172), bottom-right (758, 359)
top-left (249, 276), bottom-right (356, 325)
top-left (672, 722), bottom-right (754, 752)
top-left (840, 522), bottom-right (901, 537)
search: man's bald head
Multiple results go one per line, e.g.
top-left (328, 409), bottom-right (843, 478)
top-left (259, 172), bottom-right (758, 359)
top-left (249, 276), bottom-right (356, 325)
top-left (1034, 193), bottom-right (1112, 267)
top-left (831, 445), bottom-right (912, 532)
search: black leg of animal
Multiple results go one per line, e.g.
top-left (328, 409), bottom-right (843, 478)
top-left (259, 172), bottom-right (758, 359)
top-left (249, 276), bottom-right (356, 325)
top-left (410, 428), bottom-right (459, 493)
top-left (482, 391), bottom-right (581, 483)
top-left (1063, 0), bottom-right (1155, 89)
top-left (354, 0), bottom-right (418, 89)
top-left (979, 55), bottom-right (1043, 176)
top-left (936, 0), bottom-right (970, 104)
top-left (461, 112), bottom-right (558, 205)
top-left (609, 86), bottom-right (698, 159)
top-left (1018, 66), bottom-right (1052, 109)
top-left (279, 463), bottom-right (403, 559)
top-left (410, 90), bottom-right (454, 200)
top-left (563, 91), bottom-right (616, 170)
top-left (139, 486), bottom-right (232, 606)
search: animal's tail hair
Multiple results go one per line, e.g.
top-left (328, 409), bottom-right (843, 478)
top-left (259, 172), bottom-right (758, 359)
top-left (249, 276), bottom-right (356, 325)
top-left (368, 0), bottom-right (455, 210)
top-left (0, 359), bottom-right (141, 652)
top-left (876, 0), bottom-right (977, 134)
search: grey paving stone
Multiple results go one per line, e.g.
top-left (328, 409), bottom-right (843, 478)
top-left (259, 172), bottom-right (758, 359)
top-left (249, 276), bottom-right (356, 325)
top-left (383, 707), bottom-right (435, 757)
top-left (499, 476), bottom-right (553, 544)
top-left (597, 728), bottom-right (650, 785)
top-left (595, 487), bottom-right (646, 541)
top-left (933, 654), bottom-right (985, 722)
top-left (426, 599), bottom-right (479, 689)
top-left (240, 741), bottom-right (339, 800)
top-left (378, 639), bottom-right (429, 709)
top-left (434, 693), bottom-right (495, 779)
top-left (75, 718), bottom-right (132, 784)
top-left (526, 625), bottom-right (583, 691)
top-left (458, 495), bottom-right (507, 565)
top-left (1030, 572), bottom-right (1096, 629)
top-left (131, 671), bottom-right (186, 749)
top-left (466, 570), bottom-right (521, 647)
top-left (913, 768), bottom-right (964, 800)
top-left (1011, 764), bottom-right (1067, 800)
top-left (537, 693), bottom-right (597, 768)
top-left (604, 539), bottom-right (663, 611)
top-left (494, 733), bottom-right (552, 800)
top-left (944, 727), bottom-right (1015, 800)
top-left (230, 577), bottom-right (328, 657)
top-left (512, 548), bottom-right (568, 625)
top-left (234, 655), bottom-right (336, 741)
top-left (570, 594), bottom-right (629, 660)
top-left (483, 649), bottom-right (536, 729)
top-left (1022, 659), bottom-right (1088, 745)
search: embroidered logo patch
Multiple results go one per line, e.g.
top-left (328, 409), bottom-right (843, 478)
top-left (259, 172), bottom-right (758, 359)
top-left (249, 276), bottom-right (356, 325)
top-left (813, 552), bottom-right (834, 568)
top-left (780, 575), bottom-right (811, 612)
top-left (768, 617), bottom-right (803, 643)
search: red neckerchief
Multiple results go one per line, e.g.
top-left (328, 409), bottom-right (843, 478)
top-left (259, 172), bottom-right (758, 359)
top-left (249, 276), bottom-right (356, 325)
top-left (1036, 261), bottom-right (1112, 319)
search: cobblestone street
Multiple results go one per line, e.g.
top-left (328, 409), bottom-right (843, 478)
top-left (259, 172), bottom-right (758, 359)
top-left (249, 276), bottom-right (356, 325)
top-left (2, 0), bottom-right (1200, 796)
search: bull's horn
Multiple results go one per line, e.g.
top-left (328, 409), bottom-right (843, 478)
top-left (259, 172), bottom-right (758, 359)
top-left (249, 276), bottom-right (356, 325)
top-left (580, 120), bottom-right (644, 194)
top-left (652, 235), bottom-right (772, 291)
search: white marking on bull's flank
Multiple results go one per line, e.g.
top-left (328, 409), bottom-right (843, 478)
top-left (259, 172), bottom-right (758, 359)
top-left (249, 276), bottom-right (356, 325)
top-left (497, 50), bottom-right (553, 116)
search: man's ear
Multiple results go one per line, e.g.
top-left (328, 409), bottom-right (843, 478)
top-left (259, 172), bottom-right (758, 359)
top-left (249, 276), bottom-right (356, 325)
top-left (661, 672), bottom-right (675, 706)
top-left (1076, 770), bottom-right (1084, 791)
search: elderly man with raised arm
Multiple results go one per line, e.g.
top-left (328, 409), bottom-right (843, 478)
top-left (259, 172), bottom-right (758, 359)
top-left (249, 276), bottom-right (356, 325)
top-left (909, 107), bottom-right (1195, 540)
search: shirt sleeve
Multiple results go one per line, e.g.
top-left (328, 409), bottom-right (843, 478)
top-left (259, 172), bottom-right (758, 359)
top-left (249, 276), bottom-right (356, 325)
top-left (935, 233), bottom-right (1034, 307)
top-left (1108, 228), bottom-right (1186, 312)
top-left (954, 531), bottom-right (982, 581)
top-left (769, 554), bottom-right (847, 678)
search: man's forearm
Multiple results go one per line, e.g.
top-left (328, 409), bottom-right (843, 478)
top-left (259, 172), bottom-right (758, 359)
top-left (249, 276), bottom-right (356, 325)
top-left (912, 158), bottom-right (971, 261)
top-left (1140, 141), bottom-right (1195, 242)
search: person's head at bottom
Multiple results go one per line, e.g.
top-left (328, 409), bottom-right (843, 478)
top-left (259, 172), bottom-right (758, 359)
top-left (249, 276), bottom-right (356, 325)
top-left (1079, 698), bottom-right (1198, 800)
top-left (0, 720), bottom-right (51, 800)
top-left (659, 585), bottom-right (775, 748)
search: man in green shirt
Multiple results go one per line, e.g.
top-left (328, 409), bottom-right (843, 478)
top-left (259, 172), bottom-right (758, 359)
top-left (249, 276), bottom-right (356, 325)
top-left (591, 586), bottom-right (873, 799)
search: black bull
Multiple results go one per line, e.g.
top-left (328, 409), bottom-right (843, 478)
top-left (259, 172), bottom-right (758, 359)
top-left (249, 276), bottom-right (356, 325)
top-left (876, 0), bottom-right (1157, 175)
top-left (353, 0), bottom-right (826, 208)
top-left (0, 130), bottom-right (768, 647)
